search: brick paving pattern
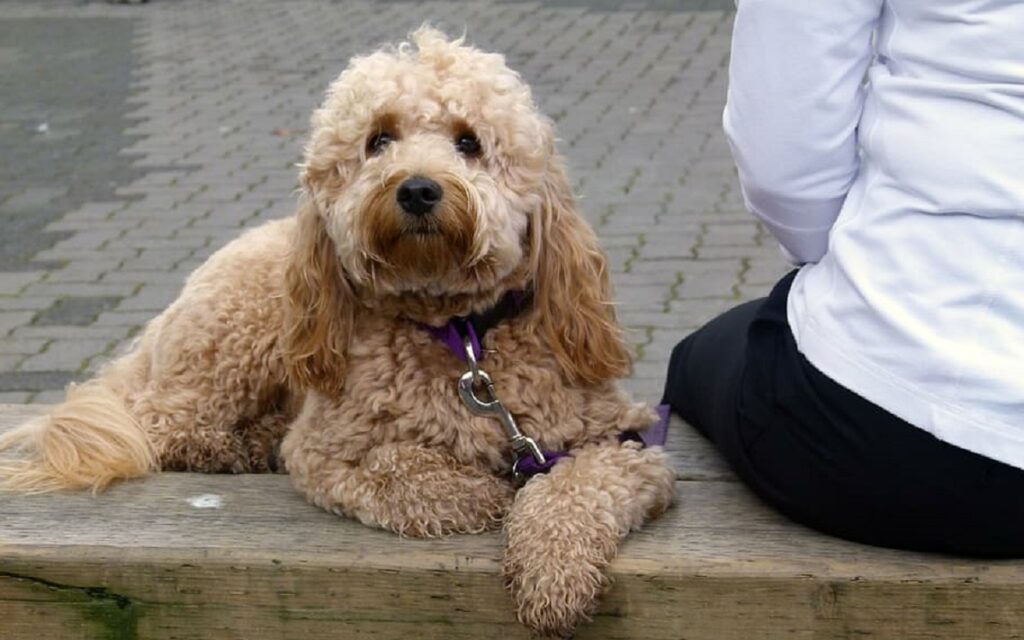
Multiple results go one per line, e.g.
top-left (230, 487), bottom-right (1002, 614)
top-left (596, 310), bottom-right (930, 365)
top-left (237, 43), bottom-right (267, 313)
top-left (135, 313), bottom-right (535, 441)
top-left (0, 0), bottom-right (788, 405)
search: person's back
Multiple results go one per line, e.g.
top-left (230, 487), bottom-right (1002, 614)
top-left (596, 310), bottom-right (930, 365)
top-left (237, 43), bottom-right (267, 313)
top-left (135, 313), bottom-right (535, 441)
top-left (728, 0), bottom-right (1024, 468)
top-left (665, 0), bottom-right (1024, 555)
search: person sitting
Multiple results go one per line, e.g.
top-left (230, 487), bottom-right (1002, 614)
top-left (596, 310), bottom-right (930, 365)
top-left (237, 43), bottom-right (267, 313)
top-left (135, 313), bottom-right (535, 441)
top-left (663, 0), bottom-right (1024, 555)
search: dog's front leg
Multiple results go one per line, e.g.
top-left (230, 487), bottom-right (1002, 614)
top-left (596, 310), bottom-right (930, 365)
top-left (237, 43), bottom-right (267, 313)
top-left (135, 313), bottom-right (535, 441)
top-left (503, 441), bottom-right (676, 637)
top-left (285, 441), bottom-right (515, 537)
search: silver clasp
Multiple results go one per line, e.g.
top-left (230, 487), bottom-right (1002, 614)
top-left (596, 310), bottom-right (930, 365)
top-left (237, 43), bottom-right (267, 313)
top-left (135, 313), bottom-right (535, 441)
top-left (458, 337), bottom-right (546, 467)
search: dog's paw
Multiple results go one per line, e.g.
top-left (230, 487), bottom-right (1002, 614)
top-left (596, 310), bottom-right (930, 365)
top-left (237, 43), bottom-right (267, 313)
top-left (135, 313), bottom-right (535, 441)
top-left (504, 548), bottom-right (607, 637)
top-left (503, 515), bottom-right (613, 637)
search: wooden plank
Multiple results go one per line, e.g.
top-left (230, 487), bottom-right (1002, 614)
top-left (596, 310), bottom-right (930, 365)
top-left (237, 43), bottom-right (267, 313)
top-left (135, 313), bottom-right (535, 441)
top-left (3, 404), bottom-right (1023, 638)
top-left (664, 414), bottom-right (734, 480)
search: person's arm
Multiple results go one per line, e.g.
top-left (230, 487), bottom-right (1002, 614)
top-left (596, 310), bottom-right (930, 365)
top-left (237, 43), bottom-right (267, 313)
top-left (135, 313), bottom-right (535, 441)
top-left (724, 0), bottom-right (882, 264)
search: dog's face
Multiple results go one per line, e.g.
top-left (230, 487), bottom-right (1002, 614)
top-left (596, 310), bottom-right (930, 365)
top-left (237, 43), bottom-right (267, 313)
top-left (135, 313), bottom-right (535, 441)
top-left (302, 28), bottom-right (550, 297)
top-left (285, 28), bottom-right (631, 394)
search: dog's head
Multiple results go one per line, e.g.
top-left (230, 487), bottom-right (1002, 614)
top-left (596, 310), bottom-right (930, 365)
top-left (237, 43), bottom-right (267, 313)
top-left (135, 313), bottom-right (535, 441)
top-left (285, 27), bottom-right (630, 393)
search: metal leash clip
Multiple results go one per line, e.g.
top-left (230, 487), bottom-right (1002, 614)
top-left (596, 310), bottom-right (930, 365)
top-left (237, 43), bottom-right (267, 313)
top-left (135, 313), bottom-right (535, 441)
top-left (457, 336), bottom-right (547, 468)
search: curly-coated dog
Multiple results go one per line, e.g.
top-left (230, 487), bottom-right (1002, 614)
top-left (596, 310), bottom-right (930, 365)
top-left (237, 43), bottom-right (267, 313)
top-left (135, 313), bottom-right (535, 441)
top-left (0, 28), bottom-right (676, 636)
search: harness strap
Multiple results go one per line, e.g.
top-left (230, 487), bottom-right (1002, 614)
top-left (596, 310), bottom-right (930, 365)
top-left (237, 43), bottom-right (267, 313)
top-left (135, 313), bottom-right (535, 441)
top-left (512, 404), bottom-right (671, 479)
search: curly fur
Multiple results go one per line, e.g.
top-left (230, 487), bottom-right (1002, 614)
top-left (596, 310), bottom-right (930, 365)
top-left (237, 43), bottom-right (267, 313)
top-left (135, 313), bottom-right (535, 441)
top-left (504, 442), bottom-right (676, 635)
top-left (0, 28), bottom-right (676, 636)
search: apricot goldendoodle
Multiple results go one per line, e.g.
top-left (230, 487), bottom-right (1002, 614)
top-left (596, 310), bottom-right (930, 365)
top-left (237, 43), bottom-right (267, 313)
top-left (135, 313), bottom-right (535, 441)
top-left (0, 28), bottom-right (675, 636)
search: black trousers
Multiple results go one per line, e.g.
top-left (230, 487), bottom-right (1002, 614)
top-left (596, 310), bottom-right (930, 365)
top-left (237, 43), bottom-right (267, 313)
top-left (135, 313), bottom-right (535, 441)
top-left (663, 271), bottom-right (1024, 556)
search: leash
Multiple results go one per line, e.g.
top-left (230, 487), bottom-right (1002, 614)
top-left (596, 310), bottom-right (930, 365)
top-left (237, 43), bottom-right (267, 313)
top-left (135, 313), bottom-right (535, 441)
top-left (422, 290), bottom-right (669, 482)
top-left (457, 335), bottom-right (548, 475)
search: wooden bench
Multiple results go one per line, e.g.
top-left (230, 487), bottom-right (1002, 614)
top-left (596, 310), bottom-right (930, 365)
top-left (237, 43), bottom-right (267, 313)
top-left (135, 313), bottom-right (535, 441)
top-left (1, 403), bottom-right (1021, 639)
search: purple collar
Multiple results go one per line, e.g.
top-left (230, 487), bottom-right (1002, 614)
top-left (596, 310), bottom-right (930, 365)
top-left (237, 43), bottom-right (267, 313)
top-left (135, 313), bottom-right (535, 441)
top-left (425, 319), bottom-right (483, 364)
top-left (422, 290), bottom-right (530, 363)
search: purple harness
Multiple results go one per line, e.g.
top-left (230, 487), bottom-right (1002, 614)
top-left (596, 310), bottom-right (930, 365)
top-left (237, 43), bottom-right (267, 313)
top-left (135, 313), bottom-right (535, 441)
top-left (513, 404), bottom-right (671, 477)
top-left (424, 292), bottom-right (670, 480)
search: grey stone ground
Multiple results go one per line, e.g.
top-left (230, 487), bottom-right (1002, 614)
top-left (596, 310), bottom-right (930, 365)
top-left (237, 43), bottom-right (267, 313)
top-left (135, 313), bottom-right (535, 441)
top-left (0, 0), bottom-right (788, 405)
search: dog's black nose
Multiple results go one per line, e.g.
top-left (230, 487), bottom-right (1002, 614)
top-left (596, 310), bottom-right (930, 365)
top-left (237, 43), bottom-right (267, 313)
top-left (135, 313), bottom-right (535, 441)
top-left (396, 177), bottom-right (443, 216)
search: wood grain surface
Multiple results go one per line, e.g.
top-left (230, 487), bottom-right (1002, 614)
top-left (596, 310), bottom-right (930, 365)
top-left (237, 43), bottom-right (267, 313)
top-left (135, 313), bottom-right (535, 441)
top-left (2, 404), bottom-right (1022, 639)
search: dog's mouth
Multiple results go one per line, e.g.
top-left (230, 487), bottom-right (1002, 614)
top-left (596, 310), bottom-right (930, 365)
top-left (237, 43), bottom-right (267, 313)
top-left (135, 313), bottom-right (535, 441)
top-left (401, 218), bottom-right (443, 237)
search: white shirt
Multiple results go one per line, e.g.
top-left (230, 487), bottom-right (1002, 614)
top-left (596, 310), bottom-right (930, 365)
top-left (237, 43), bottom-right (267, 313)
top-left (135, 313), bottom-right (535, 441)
top-left (724, 0), bottom-right (1024, 469)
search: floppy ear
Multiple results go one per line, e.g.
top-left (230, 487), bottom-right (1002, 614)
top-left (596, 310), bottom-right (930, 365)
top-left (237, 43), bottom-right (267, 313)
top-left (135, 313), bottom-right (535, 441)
top-left (282, 199), bottom-right (354, 395)
top-left (530, 157), bottom-right (632, 385)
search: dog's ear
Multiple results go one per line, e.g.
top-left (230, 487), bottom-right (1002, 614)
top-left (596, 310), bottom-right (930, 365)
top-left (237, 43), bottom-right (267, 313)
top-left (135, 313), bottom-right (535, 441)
top-left (530, 157), bottom-right (632, 385)
top-left (282, 199), bottom-right (354, 395)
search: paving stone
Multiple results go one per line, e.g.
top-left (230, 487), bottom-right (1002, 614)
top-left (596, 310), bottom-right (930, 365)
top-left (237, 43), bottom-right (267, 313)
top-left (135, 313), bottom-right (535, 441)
top-left (33, 247), bottom-right (140, 263)
top-left (94, 310), bottom-right (160, 327)
top-left (646, 328), bottom-right (689, 355)
top-left (701, 223), bottom-right (760, 246)
top-left (30, 389), bottom-right (67, 404)
top-left (48, 230), bottom-right (124, 253)
top-left (0, 296), bottom-right (59, 312)
top-left (632, 359), bottom-right (672, 381)
top-left (44, 261), bottom-right (122, 284)
top-left (101, 270), bottom-right (190, 286)
top-left (33, 297), bottom-right (123, 327)
top-left (118, 248), bottom-right (196, 272)
top-left (694, 243), bottom-right (780, 260)
top-left (604, 247), bottom-right (637, 273)
top-left (620, 309), bottom-right (697, 330)
top-left (0, 391), bottom-right (33, 404)
top-left (46, 216), bottom-right (141, 233)
top-left (599, 234), bottom-right (644, 250)
top-left (629, 257), bottom-right (706, 275)
top-left (1, 186), bottom-right (68, 212)
top-left (19, 339), bottom-right (115, 373)
top-left (0, 272), bottom-right (45, 296)
top-left (10, 325), bottom-right (133, 341)
top-left (615, 284), bottom-right (674, 307)
top-left (0, 370), bottom-right (77, 394)
top-left (744, 256), bottom-right (794, 286)
top-left (0, 311), bottom-right (35, 337)
top-left (115, 284), bottom-right (183, 311)
top-left (665, 297), bottom-right (746, 328)
top-left (116, 235), bottom-right (211, 250)
top-left (0, 355), bottom-right (24, 373)
top-left (21, 282), bottom-right (138, 299)
top-left (676, 263), bottom-right (744, 299)
top-left (732, 283), bottom-right (766, 301)
top-left (129, 217), bottom-right (201, 237)
top-left (642, 234), bottom-right (700, 259)
top-left (0, 337), bottom-right (50, 357)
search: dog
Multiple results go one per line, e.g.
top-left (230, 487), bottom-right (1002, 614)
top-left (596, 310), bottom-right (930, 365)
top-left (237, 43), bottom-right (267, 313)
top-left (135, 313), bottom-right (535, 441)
top-left (0, 28), bottom-right (676, 636)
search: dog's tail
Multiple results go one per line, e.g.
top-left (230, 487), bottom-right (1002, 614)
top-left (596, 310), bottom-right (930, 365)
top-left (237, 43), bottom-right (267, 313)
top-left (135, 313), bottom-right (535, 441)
top-left (0, 379), bottom-right (156, 493)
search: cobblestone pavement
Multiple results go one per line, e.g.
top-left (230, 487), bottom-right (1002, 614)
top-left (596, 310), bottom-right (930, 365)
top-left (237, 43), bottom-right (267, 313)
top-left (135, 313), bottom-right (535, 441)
top-left (0, 0), bottom-right (788, 405)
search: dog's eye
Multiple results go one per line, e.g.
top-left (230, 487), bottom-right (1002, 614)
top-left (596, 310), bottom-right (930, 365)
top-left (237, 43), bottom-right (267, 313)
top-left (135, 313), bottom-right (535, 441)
top-left (454, 133), bottom-right (481, 157)
top-left (367, 132), bottom-right (395, 155)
